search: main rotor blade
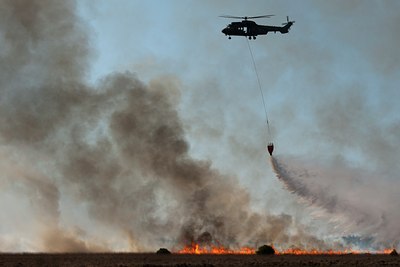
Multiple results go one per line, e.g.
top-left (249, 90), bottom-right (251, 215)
top-left (219, 15), bottom-right (274, 19)
top-left (247, 15), bottom-right (274, 19)
top-left (219, 15), bottom-right (244, 19)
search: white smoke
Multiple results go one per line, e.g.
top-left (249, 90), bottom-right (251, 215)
top-left (271, 155), bottom-right (400, 250)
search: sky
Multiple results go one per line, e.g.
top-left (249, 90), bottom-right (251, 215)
top-left (0, 0), bottom-right (399, 252)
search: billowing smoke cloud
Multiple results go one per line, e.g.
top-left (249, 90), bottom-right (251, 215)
top-left (0, 0), bottom-right (331, 252)
top-left (271, 155), bottom-right (400, 250)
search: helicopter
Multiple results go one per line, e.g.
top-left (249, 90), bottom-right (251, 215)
top-left (221, 15), bottom-right (295, 39)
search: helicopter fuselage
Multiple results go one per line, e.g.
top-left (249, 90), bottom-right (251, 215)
top-left (222, 20), bottom-right (293, 39)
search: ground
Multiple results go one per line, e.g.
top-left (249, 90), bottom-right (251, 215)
top-left (0, 253), bottom-right (399, 267)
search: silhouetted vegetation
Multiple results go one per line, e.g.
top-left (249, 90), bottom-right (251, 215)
top-left (256, 245), bottom-right (275, 255)
top-left (156, 248), bottom-right (171, 254)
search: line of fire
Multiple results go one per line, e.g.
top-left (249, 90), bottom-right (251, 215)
top-left (174, 243), bottom-right (397, 256)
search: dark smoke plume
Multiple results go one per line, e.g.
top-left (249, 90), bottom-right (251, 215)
top-left (0, 0), bottom-right (329, 252)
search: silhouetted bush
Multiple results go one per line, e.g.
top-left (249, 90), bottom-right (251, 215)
top-left (156, 248), bottom-right (171, 254)
top-left (390, 249), bottom-right (398, 256)
top-left (256, 245), bottom-right (275, 255)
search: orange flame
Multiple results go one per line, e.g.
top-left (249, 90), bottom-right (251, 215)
top-left (276, 248), bottom-right (358, 255)
top-left (177, 243), bottom-right (255, 254)
top-left (177, 243), bottom-right (395, 255)
top-left (273, 244), bottom-right (395, 255)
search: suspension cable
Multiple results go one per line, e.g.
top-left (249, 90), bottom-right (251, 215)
top-left (246, 38), bottom-right (272, 141)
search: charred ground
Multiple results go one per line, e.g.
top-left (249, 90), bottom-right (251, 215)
top-left (0, 253), bottom-right (399, 267)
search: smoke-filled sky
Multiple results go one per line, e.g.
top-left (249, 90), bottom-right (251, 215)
top-left (0, 0), bottom-right (399, 252)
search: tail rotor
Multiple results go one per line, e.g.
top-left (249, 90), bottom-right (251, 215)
top-left (282, 16), bottom-right (295, 25)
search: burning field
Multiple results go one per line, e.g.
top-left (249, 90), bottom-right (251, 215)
top-left (4, 243), bottom-right (398, 266)
top-left (177, 244), bottom-right (396, 256)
